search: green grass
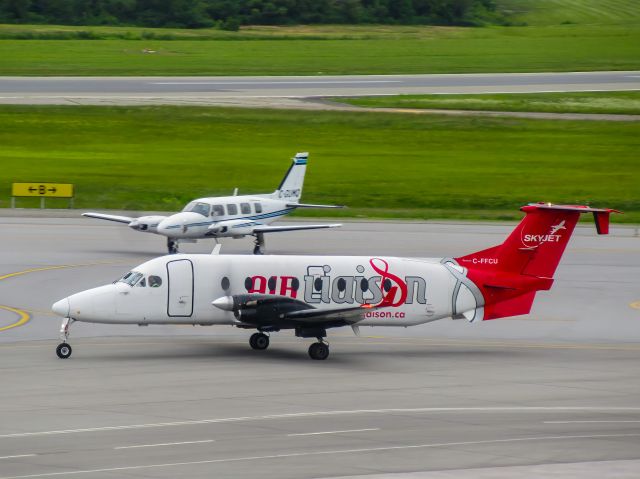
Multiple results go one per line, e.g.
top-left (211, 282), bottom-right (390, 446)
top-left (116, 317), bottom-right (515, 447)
top-left (0, 106), bottom-right (638, 223)
top-left (340, 91), bottom-right (640, 115)
top-left (0, 23), bottom-right (639, 75)
top-left (497, 0), bottom-right (640, 26)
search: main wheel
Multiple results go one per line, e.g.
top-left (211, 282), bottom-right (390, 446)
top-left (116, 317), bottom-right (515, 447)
top-left (308, 342), bottom-right (329, 360)
top-left (250, 332), bottom-right (269, 350)
top-left (56, 342), bottom-right (72, 359)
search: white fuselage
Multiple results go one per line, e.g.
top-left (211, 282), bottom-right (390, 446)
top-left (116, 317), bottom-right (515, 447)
top-left (54, 254), bottom-right (484, 328)
top-left (155, 195), bottom-right (292, 239)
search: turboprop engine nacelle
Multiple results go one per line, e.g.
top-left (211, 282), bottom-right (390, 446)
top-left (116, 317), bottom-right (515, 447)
top-left (207, 220), bottom-right (260, 238)
top-left (128, 215), bottom-right (165, 233)
top-left (212, 294), bottom-right (310, 325)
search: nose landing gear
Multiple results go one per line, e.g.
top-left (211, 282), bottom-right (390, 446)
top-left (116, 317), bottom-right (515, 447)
top-left (167, 238), bottom-right (179, 254)
top-left (56, 317), bottom-right (74, 359)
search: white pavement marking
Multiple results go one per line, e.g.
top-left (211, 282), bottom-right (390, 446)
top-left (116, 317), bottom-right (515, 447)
top-left (0, 455), bottom-right (36, 460)
top-left (2, 434), bottom-right (640, 479)
top-left (545, 420), bottom-right (640, 424)
top-left (287, 428), bottom-right (380, 437)
top-left (150, 81), bottom-right (403, 85)
top-left (114, 439), bottom-right (215, 449)
top-left (2, 407), bottom-right (640, 439)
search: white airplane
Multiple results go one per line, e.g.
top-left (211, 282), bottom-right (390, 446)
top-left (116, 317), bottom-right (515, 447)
top-left (52, 203), bottom-right (618, 360)
top-left (83, 152), bottom-right (342, 254)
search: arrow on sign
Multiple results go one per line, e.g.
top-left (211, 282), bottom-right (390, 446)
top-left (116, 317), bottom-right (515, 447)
top-left (48, 187), bottom-right (57, 193)
top-left (28, 187), bottom-right (37, 192)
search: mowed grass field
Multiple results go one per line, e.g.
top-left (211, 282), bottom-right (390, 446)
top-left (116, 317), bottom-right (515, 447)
top-left (497, 0), bottom-right (640, 25)
top-left (1, 106), bottom-right (637, 223)
top-left (0, 23), bottom-right (639, 75)
top-left (341, 91), bottom-right (640, 115)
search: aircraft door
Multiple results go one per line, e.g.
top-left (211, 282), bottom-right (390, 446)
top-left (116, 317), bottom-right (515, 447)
top-left (166, 259), bottom-right (194, 317)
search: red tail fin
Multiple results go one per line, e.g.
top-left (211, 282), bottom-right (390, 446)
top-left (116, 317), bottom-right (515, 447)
top-left (454, 203), bottom-right (620, 320)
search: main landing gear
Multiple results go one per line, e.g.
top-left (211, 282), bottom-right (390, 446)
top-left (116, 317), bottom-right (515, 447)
top-left (56, 317), bottom-right (74, 359)
top-left (253, 232), bottom-right (265, 255)
top-left (249, 332), bottom-right (270, 350)
top-left (308, 339), bottom-right (330, 360)
top-left (167, 238), bottom-right (179, 254)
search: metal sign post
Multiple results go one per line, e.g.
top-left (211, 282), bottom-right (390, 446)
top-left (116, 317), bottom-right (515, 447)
top-left (11, 183), bottom-right (75, 208)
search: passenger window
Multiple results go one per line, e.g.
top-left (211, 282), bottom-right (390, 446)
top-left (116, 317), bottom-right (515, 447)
top-left (211, 204), bottom-right (224, 217)
top-left (254, 202), bottom-right (262, 214)
top-left (136, 278), bottom-right (146, 287)
top-left (149, 276), bottom-right (162, 288)
top-left (240, 203), bottom-right (251, 214)
top-left (227, 204), bottom-right (238, 215)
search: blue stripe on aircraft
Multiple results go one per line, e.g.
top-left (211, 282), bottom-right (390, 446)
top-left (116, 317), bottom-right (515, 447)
top-left (163, 208), bottom-right (295, 230)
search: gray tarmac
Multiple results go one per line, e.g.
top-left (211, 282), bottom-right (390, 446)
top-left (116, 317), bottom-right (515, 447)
top-left (0, 215), bottom-right (639, 478)
top-left (1, 71), bottom-right (639, 106)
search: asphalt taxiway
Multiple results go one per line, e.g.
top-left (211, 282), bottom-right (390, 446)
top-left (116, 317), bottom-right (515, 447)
top-left (0, 215), bottom-right (639, 478)
top-left (1, 71), bottom-right (639, 106)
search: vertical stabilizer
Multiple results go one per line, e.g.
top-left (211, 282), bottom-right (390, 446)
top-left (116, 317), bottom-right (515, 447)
top-left (454, 203), bottom-right (620, 320)
top-left (274, 152), bottom-right (308, 203)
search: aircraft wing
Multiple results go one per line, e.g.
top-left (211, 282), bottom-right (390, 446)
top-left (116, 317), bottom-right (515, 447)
top-left (286, 203), bottom-right (344, 209)
top-left (212, 294), bottom-right (376, 327)
top-left (82, 212), bottom-right (134, 224)
top-left (252, 223), bottom-right (341, 233)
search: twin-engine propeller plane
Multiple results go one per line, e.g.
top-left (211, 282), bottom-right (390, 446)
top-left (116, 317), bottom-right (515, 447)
top-left (52, 203), bottom-right (618, 360)
top-left (83, 152), bottom-right (342, 254)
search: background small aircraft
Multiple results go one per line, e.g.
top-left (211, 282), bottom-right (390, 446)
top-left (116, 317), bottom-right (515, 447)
top-left (83, 152), bottom-right (342, 254)
top-left (53, 203), bottom-right (618, 360)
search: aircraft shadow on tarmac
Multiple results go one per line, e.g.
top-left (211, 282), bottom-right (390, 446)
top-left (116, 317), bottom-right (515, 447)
top-left (64, 339), bottom-right (529, 366)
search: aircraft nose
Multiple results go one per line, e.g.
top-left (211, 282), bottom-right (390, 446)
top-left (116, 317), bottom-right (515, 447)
top-left (52, 298), bottom-right (70, 317)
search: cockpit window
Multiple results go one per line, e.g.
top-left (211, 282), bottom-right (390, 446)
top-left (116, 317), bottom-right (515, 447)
top-left (149, 275), bottom-right (162, 288)
top-left (119, 271), bottom-right (144, 286)
top-left (185, 202), bottom-right (210, 217)
top-left (136, 277), bottom-right (146, 287)
top-left (211, 204), bottom-right (225, 217)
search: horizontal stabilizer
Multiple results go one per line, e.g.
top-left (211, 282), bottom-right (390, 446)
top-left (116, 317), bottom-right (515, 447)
top-left (253, 224), bottom-right (341, 234)
top-left (82, 212), bottom-right (134, 224)
top-left (286, 203), bottom-right (345, 209)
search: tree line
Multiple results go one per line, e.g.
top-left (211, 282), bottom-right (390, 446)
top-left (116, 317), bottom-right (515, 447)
top-left (0, 0), bottom-right (501, 30)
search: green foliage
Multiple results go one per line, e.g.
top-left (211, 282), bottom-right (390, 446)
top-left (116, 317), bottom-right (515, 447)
top-left (0, 0), bottom-right (500, 28)
top-left (0, 106), bottom-right (638, 223)
top-left (341, 91), bottom-right (640, 115)
top-left (1, 24), bottom-right (638, 75)
top-left (496, 0), bottom-right (640, 26)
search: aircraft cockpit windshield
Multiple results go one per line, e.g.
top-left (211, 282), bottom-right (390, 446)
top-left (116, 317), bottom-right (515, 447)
top-left (118, 271), bottom-right (144, 286)
top-left (182, 201), bottom-right (210, 217)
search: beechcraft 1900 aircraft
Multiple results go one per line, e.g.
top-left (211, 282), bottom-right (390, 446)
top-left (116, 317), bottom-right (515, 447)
top-left (53, 203), bottom-right (618, 360)
top-left (83, 152), bottom-right (342, 254)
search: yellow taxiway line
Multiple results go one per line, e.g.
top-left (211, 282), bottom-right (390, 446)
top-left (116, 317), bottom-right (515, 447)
top-left (0, 260), bottom-right (137, 333)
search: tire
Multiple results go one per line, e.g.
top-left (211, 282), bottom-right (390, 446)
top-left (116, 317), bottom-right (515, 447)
top-left (250, 332), bottom-right (269, 350)
top-left (56, 342), bottom-right (72, 359)
top-left (308, 342), bottom-right (329, 360)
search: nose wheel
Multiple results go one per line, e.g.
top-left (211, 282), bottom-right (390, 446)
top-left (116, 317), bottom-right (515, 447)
top-left (167, 239), bottom-right (179, 254)
top-left (56, 342), bottom-right (72, 359)
top-left (249, 332), bottom-right (270, 350)
top-left (56, 317), bottom-right (74, 359)
top-left (308, 340), bottom-right (329, 360)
